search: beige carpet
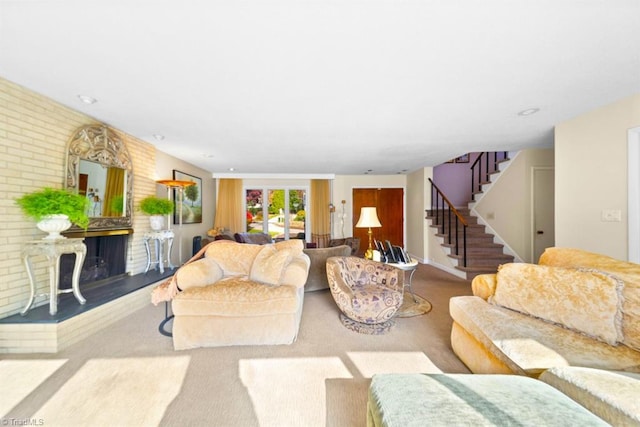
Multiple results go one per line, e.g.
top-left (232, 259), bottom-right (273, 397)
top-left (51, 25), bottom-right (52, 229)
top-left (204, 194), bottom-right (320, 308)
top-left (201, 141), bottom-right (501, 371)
top-left (0, 264), bottom-right (472, 427)
top-left (33, 357), bottom-right (190, 427)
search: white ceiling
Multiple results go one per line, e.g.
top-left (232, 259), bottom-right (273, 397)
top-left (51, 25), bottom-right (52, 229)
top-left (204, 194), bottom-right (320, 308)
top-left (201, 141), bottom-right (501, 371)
top-left (1, 1), bottom-right (639, 176)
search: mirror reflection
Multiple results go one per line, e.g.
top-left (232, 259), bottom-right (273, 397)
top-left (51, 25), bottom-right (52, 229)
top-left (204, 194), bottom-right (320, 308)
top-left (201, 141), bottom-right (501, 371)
top-left (66, 124), bottom-right (133, 231)
top-left (78, 160), bottom-right (127, 217)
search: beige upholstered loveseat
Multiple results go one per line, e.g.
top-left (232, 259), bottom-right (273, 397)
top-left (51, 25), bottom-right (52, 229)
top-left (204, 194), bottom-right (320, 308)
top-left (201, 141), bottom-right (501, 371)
top-left (449, 247), bottom-right (640, 425)
top-left (156, 239), bottom-right (310, 350)
top-left (302, 245), bottom-right (352, 292)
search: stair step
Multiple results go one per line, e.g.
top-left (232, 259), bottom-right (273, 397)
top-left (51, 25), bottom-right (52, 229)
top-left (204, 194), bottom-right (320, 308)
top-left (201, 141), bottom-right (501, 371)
top-left (443, 245), bottom-right (506, 254)
top-left (435, 234), bottom-right (495, 244)
top-left (427, 216), bottom-right (479, 225)
top-left (430, 226), bottom-right (487, 236)
top-left (431, 225), bottom-right (491, 240)
top-left (455, 265), bottom-right (503, 280)
top-left (429, 216), bottom-right (492, 235)
top-left (449, 254), bottom-right (513, 267)
top-left (428, 216), bottom-right (481, 224)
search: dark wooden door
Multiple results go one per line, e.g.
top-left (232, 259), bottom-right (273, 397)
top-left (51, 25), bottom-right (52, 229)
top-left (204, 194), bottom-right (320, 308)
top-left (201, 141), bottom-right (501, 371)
top-left (79, 173), bottom-right (88, 196)
top-left (352, 188), bottom-right (404, 255)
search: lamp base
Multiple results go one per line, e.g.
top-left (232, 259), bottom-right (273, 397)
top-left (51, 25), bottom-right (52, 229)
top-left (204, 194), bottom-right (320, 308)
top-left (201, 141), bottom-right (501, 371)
top-left (364, 248), bottom-right (374, 260)
top-left (365, 227), bottom-right (375, 260)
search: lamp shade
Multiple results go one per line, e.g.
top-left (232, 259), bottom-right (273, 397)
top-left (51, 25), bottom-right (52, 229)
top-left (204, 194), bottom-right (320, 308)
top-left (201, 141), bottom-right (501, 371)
top-left (355, 207), bottom-right (382, 228)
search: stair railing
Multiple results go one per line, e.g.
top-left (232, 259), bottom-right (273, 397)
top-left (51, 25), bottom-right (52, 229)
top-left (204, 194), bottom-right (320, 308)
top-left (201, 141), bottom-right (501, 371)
top-left (428, 178), bottom-right (468, 267)
top-left (470, 151), bottom-right (509, 201)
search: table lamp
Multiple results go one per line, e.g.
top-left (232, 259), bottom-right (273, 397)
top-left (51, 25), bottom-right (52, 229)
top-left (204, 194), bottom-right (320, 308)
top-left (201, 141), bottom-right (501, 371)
top-left (356, 207), bottom-right (382, 260)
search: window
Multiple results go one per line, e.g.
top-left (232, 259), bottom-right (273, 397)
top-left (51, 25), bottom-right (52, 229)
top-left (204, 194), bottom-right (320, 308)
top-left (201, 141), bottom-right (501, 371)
top-left (245, 188), bottom-right (307, 241)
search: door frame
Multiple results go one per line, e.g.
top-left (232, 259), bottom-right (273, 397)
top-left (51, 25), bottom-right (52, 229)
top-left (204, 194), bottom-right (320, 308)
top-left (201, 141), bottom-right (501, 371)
top-left (629, 126), bottom-right (640, 263)
top-left (530, 166), bottom-right (555, 263)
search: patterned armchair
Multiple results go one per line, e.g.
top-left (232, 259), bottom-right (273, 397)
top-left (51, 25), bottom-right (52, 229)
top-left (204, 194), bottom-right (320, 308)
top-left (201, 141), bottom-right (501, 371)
top-left (326, 256), bottom-right (404, 332)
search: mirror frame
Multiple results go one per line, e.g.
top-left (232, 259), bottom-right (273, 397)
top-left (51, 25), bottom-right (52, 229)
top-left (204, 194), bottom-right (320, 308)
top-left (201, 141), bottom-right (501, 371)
top-left (65, 124), bottom-right (133, 230)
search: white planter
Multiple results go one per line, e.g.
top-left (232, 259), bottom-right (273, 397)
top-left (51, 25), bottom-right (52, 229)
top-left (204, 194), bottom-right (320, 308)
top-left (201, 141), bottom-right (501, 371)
top-left (149, 215), bottom-right (165, 231)
top-left (37, 214), bottom-right (72, 240)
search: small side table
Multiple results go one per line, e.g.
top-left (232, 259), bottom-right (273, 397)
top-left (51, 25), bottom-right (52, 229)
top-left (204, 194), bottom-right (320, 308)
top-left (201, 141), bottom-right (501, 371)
top-left (143, 230), bottom-right (175, 274)
top-left (388, 259), bottom-right (419, 302)
top-left (22, 238), bottom-right (87, 316)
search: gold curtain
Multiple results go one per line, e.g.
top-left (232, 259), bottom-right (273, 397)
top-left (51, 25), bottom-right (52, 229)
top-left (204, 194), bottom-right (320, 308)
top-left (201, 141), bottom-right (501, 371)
top-left (310, 179), bottom-right (331, 247)
top-left (102, 167), bottom-right (125, 216)
top-left (213, 178), bottom-right (243, 233)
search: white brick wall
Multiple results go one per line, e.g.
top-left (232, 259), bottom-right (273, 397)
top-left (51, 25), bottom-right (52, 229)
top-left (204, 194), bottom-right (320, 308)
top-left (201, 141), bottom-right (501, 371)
top-left (0, 78), bottom-right (159, 319)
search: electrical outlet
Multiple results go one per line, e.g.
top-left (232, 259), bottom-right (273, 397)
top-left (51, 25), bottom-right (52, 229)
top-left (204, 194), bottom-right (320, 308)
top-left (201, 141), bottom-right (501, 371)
top-left (601, 209), bottom-right (622, 222)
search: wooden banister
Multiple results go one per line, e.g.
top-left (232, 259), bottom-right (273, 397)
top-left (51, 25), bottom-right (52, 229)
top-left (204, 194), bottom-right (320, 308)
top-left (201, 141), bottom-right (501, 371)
top-left (470, 151), bottom-right (509, 201)
top-left (428, 178), bottom-right (468, 267)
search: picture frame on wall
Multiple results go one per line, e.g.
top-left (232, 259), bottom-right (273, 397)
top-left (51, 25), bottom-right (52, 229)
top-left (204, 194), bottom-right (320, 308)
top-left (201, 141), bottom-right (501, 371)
top-left (172, 170), bottom-right (203, 224)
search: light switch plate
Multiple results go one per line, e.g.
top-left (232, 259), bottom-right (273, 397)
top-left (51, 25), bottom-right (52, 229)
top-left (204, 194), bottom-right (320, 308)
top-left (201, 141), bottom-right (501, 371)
top-left (601, 209), bottom-right (622, 222)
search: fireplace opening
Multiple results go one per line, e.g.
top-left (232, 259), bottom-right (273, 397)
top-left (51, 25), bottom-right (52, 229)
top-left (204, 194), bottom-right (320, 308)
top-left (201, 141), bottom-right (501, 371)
top-left (59, 234), bottom-right (129, 288)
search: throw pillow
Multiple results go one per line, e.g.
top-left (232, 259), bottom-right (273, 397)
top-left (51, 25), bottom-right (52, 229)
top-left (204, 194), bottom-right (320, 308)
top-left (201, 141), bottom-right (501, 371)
top-left (204, 240), bottom-right (263, 276)
top-left (490, 263), bottom-right (624, 345)
top-left (539, 247), bottom-right (640, 352)
top-left (249, 245), bottom-right (293, 286)
top-left (274, 239), bottom-right (304, 255)
top-left (175, 258), bottom-right (223, 291)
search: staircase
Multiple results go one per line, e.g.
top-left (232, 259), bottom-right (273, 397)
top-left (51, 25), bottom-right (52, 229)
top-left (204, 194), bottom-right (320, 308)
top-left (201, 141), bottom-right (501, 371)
top-left (427, 152), bottom-right (513, 280)
top-left (427, 207), bottom-right (513, 280)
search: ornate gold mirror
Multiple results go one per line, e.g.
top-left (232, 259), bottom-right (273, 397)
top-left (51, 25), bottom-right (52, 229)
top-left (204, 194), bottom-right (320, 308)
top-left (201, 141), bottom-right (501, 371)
top-left (65, 125), bottom-right (133, 231)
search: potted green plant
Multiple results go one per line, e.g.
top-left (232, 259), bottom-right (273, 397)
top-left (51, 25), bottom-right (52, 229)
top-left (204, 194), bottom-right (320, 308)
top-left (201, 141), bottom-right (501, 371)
top-left (15, 187), bottom-right (90, 239)
top-left (110, 194), bottom-right (125, 215)
top-left (139, 196), bottom-right (173, 230)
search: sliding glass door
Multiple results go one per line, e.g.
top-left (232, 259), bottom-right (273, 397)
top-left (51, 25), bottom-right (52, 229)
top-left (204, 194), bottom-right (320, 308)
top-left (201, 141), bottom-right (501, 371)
top-left (245, 188), bottom-right (307, 241)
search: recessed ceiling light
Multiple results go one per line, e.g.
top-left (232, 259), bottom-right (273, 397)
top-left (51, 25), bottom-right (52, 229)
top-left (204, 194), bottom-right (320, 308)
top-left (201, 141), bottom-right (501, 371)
top-left (229, 167), bottom-right (235, 172)
top-left (152, 134), bottom-right (165, 141)
top-left (77, 95), bottom-right (97, 105)
top-left (202, 153), bottom-right (215, 158)
top-left (518, 108), bottom-right (540, 116)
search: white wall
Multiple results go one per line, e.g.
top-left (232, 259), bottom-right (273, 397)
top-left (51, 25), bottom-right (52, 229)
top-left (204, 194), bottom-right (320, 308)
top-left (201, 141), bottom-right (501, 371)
top-left (433, 152), bottom-right (479, 207)
top-left (406, 167), bottom-right (432, 262)
top-left (154, 151), bottom-right (216, 265)
top-left (555, 94), bottom-right (640, 260)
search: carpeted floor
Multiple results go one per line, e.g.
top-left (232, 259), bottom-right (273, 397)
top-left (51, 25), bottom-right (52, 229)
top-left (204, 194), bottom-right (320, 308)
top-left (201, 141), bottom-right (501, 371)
top-left (0, 264), bottom-right (472, 427)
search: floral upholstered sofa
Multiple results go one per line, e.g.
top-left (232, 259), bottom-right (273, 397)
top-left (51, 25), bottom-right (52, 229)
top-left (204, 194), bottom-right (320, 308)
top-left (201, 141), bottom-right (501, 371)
top-left (153, 239), bottom-right (310, 350)
top-left (449, 247), bottom-right (640, 425)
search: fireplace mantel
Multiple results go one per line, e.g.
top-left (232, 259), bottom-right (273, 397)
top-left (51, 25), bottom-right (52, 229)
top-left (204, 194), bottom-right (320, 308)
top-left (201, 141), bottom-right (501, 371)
top-left (64, 228), bottom-right (134, 238)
